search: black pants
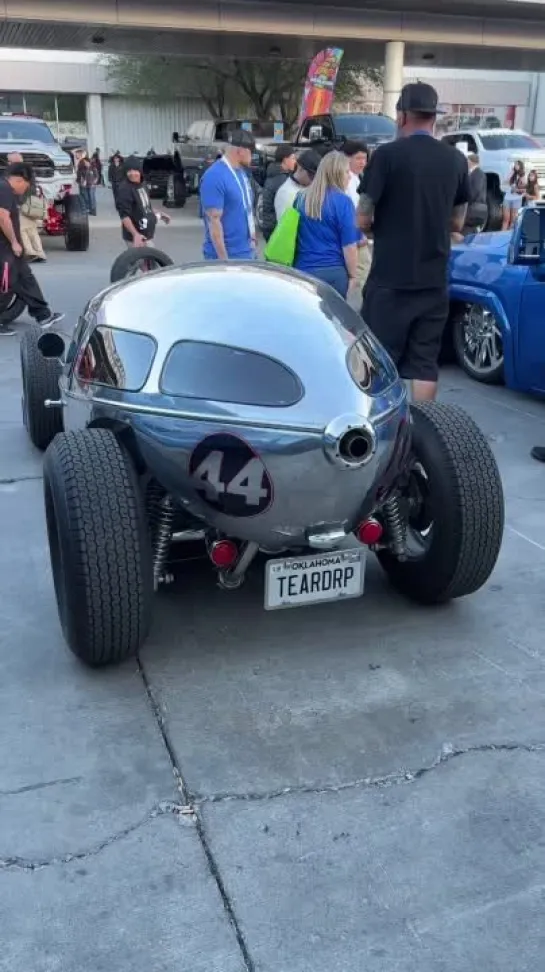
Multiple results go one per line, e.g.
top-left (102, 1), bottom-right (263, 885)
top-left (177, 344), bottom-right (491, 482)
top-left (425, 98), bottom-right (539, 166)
top-left (362, 280), bottom-right (448, 382)
top-left (2, 257), bottom-right (50, 324)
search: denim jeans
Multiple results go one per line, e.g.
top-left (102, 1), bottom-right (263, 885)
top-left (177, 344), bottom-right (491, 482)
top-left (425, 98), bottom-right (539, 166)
top-left (79, 186), bottom-right (96, 216)
top-left (305, 265), bottom-right (349, 298)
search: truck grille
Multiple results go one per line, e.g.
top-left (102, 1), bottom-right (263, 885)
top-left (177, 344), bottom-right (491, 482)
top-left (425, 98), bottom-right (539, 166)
top-left (0, 152), bottom-right (54, 178)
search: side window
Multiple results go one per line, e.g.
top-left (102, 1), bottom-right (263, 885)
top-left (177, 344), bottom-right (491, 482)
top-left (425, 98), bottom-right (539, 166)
top-left (442, 135), bottom-right (458, 147)
top-left (160, 342), bottom-right (303, 407)
top-left (74, 327), bottom-right (156, 392)
top-left (466, 135), bottom-right (478, 153)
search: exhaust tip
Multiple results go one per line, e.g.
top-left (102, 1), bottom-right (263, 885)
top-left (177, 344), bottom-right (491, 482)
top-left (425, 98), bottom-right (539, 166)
top-left (323, 415), bottom-right (377, 469)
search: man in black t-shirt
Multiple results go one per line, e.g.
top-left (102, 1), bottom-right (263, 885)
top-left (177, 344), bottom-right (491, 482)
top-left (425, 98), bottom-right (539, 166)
top-left (115, 156), bottom-right (170, 246)
top-left (0, 162), bottom-right (63, 336)
top-left (358, 83), bottom-right (470, 401)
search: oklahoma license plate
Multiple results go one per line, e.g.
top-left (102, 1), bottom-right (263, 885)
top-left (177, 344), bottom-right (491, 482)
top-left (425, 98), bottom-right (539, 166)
top-left (264, 549), bottom-right (365, 611)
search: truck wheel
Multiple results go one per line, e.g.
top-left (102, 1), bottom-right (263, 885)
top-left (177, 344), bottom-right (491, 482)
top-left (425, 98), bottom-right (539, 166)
top-left (377, 403), bottom-right (504, 604)
top-left (20, 325), bottom-right (63, 450)
top-left (164, 172), bottom-right (187, 208)
top-left (110, 246), bottom-right (174, 283)
top-left (452, 304), bottom-right (504, 384)
top-left (0, 292), bottom-right (25, 325)
top-left (64, 194), bottom-right (89, 251)
top-left (43, 429), bottom-right (154, 666)
top-left (486, 191), bottom-right (503, 232)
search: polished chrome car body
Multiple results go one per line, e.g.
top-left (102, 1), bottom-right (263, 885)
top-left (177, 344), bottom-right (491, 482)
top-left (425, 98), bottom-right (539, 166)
top-left (59, 262), bottom-right (409, 551)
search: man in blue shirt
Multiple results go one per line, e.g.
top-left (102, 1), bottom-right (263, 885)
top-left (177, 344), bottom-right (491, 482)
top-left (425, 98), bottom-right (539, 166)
top-left (200, 129), bottom-right (256, 260)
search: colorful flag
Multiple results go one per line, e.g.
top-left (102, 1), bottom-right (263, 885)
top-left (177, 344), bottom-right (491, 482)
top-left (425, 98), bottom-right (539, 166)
top-left (298, 48), bottom-right (344, 126)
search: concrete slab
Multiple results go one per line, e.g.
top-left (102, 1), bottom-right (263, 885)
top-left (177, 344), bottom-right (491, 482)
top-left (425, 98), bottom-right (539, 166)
top-left (0, 478), bottom-right (178, 861)
top-left (201, 749), bottom-right (545, 972)
top-left (0, 814), bottom-right (245, 972)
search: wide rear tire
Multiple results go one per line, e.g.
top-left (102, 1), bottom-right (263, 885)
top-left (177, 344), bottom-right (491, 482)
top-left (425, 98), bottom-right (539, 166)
top-left (43, 429), bottom-right (154, 666)
top-left (20, 325), bottom-right (63, 450)
top-left (64, 194), bottom-right (89, 252)
top-left (110, 246), bottom-right (174, 283)
top-left (377, 403), bottom-right (504, 603)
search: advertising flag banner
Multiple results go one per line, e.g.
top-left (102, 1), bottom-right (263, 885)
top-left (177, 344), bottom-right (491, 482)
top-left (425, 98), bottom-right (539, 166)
top-left (298, 48), bottom-right (344, 126)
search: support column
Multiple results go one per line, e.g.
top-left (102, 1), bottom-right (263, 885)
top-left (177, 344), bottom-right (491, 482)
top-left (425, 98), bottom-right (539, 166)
top-left (382, 41), bottom-right (405, 119)
top-left (86, 94), bottom-right (105, 155)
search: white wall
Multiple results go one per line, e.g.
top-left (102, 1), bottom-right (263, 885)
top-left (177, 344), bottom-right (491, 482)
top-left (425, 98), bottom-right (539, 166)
top-left (102, 97), bottom-right (208, 155)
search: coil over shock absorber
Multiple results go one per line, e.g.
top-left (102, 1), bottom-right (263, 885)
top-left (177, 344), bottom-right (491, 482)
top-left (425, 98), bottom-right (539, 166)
top-left (147, 483), bottom-right (175, 588)
top-left (383, 496), bottom-right (407, 560)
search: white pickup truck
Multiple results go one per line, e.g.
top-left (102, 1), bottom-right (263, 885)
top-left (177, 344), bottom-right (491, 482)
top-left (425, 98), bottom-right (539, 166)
top-left (440, 128), bottom-right (545, 230)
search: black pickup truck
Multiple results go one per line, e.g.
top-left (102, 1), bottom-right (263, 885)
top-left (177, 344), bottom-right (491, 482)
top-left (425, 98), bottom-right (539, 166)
top-left (261, 112), bottom-right (397, 164)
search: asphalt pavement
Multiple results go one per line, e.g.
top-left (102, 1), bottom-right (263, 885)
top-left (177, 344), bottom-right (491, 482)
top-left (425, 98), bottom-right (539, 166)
top-left (1, 188), bottom-right (545, 972)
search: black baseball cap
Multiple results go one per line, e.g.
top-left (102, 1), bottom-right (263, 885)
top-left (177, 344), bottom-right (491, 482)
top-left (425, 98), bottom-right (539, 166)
top-left (396, 82), bottom-right (444, 115)
top-left (229, 129), bottom-right (256, 151)
top-left (297, 149), bottom-right (321, 175)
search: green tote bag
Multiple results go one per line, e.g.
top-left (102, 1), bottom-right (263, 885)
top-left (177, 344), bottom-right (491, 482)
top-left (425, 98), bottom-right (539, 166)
top-left (264, 205), bottom-right (300, 267)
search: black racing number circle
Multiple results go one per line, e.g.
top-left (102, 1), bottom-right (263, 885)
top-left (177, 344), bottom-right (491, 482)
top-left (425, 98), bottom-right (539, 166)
top-left (189, 433), bottom-right (273, 517)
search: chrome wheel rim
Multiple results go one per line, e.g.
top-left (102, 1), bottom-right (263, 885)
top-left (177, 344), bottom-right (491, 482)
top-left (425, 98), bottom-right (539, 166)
top-left (462, 306), bottom-right (503, 375)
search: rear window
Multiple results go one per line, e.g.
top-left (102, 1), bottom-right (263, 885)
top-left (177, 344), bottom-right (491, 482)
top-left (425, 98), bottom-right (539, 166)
top-left (479, 132), bottom-right (541, 151)
top-left (160, 341), bottom-right (303, 407)
top-left (75, 326), bottom-right (156, 391)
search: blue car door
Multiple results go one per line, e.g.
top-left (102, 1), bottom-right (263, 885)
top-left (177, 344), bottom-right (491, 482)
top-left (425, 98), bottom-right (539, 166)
top-left (516, 266), bottom-right (545, 394)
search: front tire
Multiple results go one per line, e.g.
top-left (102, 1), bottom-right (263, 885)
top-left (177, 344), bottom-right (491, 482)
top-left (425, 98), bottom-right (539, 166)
top-left (453, 304), bottom-right (504, 384)
top-left (377, 403), bottom-right (504, 603)
top-left (43, 429), bottom-right (154, 665)
top-left (110, 246), bottom-right (174, 283)
top-left (64, 195), bottom-right (89, 252)
top-left (20, 325), bottom-right (63, 450)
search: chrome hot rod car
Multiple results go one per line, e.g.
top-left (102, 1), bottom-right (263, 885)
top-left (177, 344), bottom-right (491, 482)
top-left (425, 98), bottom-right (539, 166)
top-left (20, 261), bottom-right (504, 667)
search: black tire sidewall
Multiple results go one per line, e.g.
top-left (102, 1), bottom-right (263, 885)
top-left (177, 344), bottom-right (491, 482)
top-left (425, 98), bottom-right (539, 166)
top-left (64, 195), bottom-right (90, 252)
top-left (20, 326), bottom-right (63, 450)
top-left (110, 246), bottom-right (174, 283)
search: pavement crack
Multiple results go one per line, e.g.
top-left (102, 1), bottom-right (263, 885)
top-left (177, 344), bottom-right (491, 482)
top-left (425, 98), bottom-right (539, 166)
top-left (0, 776), bottom-right (83, 798)
top-left (0, 801), bottom-right (187, 872)
top-left (137, 659), bottom-right (256, 972)
top-left (0, 475), bottom-right (42, 486)
top-left (194, 741), bottom-right (545, 806)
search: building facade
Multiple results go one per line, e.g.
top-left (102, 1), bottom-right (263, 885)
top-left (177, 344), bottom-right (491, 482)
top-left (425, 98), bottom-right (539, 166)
top-left (0, 50), bottom-right (545, 155)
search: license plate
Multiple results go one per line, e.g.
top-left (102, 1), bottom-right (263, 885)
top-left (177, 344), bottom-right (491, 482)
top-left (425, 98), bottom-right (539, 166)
top-left (264, 548), bottom-right (365, 611)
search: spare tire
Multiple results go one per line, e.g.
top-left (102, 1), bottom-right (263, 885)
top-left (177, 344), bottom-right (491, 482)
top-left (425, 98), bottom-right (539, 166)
top-left (64, 194), bottom-right (89, 251)
top-left (20, 325), bottom-right (63, 450)
top-left (110, 246), bottom-right (174, 283)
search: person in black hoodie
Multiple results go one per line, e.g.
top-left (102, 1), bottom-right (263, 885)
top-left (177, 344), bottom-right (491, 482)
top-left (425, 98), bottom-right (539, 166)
top-left (115, 156), bottom-right (170, 246)
top-left (261, 145), bottom-right (297, 241)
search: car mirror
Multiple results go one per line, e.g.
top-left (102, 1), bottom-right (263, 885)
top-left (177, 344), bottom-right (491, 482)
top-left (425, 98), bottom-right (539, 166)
top-left (456, 141), bottom-right (469, 156)
top-left (309, 125), bottom-right (323, 141)
top-left (508, 205), bottom-right (545, 266)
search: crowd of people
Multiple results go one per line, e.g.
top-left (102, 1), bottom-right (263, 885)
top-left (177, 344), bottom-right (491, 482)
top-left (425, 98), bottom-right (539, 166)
top-left (0, 81), bottom-right (543, 459)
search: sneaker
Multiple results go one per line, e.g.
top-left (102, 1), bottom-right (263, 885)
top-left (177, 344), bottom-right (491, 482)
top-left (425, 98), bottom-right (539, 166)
top-left (0, 323), bottom-right (15, 336)
top-left (38, 311), bottom-right (65, 330)
top-left (530, 446), bottom-right (545, 463)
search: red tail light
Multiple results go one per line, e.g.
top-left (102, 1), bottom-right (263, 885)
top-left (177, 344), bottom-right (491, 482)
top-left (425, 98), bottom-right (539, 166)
top-left (357, 518), bottom-right (383, 546)
top-left (209, 539), bottom-right (239, 569)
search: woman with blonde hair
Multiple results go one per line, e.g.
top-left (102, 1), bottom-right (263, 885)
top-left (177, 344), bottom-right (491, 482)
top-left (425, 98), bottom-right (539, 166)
top-left (293, 150), bottom-right (359, 297)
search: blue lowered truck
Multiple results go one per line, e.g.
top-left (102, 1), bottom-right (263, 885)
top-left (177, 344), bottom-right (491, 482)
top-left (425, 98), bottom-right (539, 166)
top-left (448, 205), bottom-right (545, 396)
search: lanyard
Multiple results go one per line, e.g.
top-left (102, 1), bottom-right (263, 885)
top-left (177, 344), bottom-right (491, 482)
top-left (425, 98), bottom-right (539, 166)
top-left (221, 156), bottom-right (256, 241)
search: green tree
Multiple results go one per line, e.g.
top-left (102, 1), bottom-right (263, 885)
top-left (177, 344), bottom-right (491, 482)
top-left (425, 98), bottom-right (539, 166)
top-left (104, 54), bottom-right (383, 133)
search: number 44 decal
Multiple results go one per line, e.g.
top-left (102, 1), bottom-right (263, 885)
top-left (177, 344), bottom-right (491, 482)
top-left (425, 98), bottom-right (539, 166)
top-left (192, 450), bottom-right (269, 507)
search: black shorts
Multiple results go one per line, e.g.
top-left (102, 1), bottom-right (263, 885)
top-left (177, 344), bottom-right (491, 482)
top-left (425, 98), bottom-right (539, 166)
top-left (362, 281), bottom-right (449, 382)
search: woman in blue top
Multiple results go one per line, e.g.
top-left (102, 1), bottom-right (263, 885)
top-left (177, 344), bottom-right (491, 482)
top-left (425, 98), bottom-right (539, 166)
top-left (294, 151), bottom-right (360, 298)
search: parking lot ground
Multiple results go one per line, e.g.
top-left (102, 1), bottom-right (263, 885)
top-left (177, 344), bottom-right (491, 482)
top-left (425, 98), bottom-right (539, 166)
top-left (1, 191), bottom-right (544, 971)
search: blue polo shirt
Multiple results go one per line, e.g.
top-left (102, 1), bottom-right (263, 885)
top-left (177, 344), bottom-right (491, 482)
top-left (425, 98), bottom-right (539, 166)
top-left (200, 159), bottom-right (253, 260)
top-left (294, 187), bottom-right (360, 271)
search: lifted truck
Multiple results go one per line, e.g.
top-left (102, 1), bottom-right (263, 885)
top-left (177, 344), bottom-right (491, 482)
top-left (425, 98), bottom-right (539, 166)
top-left (0, 113), bottom-right (88, 251)
top-left (261, 112), bottom-right (397, 163)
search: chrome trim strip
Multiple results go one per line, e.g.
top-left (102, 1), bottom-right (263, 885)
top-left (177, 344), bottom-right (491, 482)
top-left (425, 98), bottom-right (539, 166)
top-left (63, 387), bottom-right (404, 431)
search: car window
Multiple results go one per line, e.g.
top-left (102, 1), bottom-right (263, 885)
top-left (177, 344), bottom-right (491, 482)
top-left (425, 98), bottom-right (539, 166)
top-left (75, 326), bottom-right (156, 392)
top-left (160, 341), bottom-right (303, 407)
top-left (334, 114), bottom-right (397, 139)
top-left (479, 132), bottom-right (542, 151)
top-left (0, 118), bottom-right (56, 144)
